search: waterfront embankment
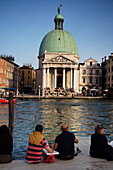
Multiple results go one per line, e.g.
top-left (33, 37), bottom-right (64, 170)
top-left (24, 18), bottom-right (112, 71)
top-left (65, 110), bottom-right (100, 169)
top-left (0, 137), bottom-right (113, 170)
top-left (15, 94), bottom-right (104, 100)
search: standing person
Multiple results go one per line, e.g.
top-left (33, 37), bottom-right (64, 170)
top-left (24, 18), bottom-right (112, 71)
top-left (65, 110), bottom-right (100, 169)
top-left (54, 122), bottom-right (78, 160)
top-left (0, 125), bottom-right (13, 163)
top-left (90, 124), bottom-right (113, 161)
top-left (26, 124), bottom-right (53, 163)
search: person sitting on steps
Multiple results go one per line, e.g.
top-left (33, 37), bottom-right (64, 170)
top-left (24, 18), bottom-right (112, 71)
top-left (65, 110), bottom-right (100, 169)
top-left (0, 125), bottom-right (13, 163)
top-left (90, 124), bottom-right (113, 161)
top-left (26, 124), bottom-right (53, 163)
top-left (54, 122), bottom-right (78, 160)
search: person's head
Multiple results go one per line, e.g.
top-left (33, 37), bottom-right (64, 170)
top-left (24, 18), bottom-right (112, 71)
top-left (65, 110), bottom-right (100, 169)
top-left (0, 125), bottom-right (11, 138)
top-left (35, 125), bottom-right (43, 133)
top-left (0, 125), bottom-right (10, 133)
top-left (95, 124), bottom-right (104, 135)
top-left (61, 122), bottom-right (68, 131)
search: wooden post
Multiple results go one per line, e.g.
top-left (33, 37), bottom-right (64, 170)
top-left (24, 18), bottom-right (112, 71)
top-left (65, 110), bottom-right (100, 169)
top-left (8, 92), bottom-right (14, 136)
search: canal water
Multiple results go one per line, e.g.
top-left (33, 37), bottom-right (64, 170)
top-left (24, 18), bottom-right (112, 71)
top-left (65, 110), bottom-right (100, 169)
top-left (0, 99), bottom-right (113, 159)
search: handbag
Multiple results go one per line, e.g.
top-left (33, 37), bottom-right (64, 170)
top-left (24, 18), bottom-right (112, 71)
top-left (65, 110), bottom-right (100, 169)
top-left (43, 155), bottom-right (55, 163)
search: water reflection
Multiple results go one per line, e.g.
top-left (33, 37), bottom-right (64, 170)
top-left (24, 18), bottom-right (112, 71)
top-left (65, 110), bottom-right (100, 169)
top-left (0, 99), bottom-right (113, 159)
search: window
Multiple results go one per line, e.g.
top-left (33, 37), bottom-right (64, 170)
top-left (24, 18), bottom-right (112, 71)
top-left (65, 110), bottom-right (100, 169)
top-left (108, 67), bottom-right (110, 72)
top-left (108, 76), bottom-right (110, 81)
top-left (96, 78), bottom-right (98, 84)
top-left (83, 78), bottom-right (85, 83)
top-left (112, 66), bottom-right (113, 72)
top-left (112, 76), bottom-right (113, 80)
top-left (96, 70), bottom-right (99, 75)
top-left (83, 70), bottom-right (86, 74)
top-left (90, 62), bottom-right (92, 66)
top-left (28, 71), bottom-right (30, 74)
top-left (28, 76), bottom-right (30, 79)
top-left (89, 70), bottom-right (92, 75)
top-left (89, 77), bottom-right (92, 83)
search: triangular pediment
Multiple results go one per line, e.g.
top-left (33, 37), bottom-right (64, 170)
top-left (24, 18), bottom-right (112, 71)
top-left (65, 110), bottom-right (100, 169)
top-left (44, 55), bottom-right (75, 64)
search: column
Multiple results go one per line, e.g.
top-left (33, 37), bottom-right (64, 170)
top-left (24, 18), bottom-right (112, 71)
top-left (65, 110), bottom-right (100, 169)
top-left (74, 68), bottom-right (77, 91)
top-left (70, 68), bottom-right (72, 88)
top-left (54, 68), bottom-right (57, 89)
top-left (63, 68), bottom-right (65, 89)
top-left (43, 68), bottom-right (46, 88)
top-left (47, 68), bottom-right (49, 87)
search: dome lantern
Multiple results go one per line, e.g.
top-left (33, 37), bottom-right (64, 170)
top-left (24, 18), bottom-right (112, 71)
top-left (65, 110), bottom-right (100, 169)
top-left (54, 5), bottom-right (64, 30)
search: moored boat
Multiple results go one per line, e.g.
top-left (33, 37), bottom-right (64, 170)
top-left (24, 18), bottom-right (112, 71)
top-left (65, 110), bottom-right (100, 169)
top-left (0, 98), bottom-right (16, 104)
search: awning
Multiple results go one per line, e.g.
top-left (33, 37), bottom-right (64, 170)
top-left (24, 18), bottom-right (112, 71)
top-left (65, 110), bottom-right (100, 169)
top-left (90, 88), bottom-right (100, 92)
top-left (90, 89), bottom-right (96, 91)
top-left (2, 88), bottom-right (17, 91)
top-left (103, 89), bottom-right (108, 92)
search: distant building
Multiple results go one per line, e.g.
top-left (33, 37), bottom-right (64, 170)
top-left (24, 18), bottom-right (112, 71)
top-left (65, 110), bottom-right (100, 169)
top-left (20, 65), bottom-right (36, 93)
top-left (0, 57), bottom-right (6, 92)
top-left (79, 58), bottom-right (102, 95)
top-left (102, 53), bottom-right (113, 92)
top-left (0, 56), bottom-right (21, 94)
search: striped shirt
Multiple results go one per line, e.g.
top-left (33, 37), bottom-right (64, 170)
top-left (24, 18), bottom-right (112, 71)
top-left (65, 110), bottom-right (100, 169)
top-left (26, 138), bottom-right (49, 163)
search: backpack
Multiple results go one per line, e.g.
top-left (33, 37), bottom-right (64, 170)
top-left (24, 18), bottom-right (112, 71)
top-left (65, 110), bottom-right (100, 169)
top-left (104, 145), bottom-right (113, 161)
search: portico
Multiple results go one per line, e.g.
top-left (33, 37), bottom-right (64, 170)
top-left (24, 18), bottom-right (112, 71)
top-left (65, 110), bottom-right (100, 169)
top-left (42, 54), bottom-right (79, 91)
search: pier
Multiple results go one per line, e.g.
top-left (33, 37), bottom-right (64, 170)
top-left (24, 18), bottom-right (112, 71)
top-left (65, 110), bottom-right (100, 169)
top-left (15, 94), bottom-right (104, 100)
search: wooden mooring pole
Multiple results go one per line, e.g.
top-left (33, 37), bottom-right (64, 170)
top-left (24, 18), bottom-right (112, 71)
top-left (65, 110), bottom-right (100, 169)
top-left (8, 92), bottom-right (14, 136)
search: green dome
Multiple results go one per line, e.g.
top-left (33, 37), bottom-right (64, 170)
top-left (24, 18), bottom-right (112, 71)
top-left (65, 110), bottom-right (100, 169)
top-left (39, 29), bottom-right (79, 56)
top-left (55, 14), bottom-right (64, 20)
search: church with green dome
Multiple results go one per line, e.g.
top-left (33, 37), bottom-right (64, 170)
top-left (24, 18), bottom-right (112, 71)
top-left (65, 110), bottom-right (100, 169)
top-left (37, 6), bottom-right (80, 93)
top-left (37, 7), bottom-right (79, 92)
top-left (36, 7), bottom-right (102, 95)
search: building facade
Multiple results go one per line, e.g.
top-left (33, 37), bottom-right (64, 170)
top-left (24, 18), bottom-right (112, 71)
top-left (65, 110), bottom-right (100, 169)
top-left (0, 57), bottom-right (6, 92)
top-left (36, 7), bottom-right (79, 94)
top-left (20, 65), bottom-right (36, 93)
top-left (102, 53), bottom-right (113, 91)
top-left (79, 58), bottom-right (102, 95)
top-left (0, 56), bottom-right (21, 94)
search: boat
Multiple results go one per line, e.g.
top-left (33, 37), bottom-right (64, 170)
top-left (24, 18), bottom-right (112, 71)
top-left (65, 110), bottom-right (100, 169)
top-left (0, 98), bottom-right (16, 104)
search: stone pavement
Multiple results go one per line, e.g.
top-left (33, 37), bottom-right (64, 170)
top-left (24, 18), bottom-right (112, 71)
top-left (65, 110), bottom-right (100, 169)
top-left (0, 137), bottom-right (113, 170)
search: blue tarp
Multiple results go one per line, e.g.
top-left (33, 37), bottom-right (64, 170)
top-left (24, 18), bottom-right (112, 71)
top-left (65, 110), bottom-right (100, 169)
top-left (2, 88), bottom-right (17, 91)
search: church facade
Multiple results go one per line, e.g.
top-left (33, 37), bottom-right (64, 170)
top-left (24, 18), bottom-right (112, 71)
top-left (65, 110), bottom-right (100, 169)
top-left (36, 7), bottom-right (102, 96)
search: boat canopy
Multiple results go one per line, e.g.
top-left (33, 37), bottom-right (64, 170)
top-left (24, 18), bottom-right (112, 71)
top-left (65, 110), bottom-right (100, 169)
top-left (2, 88), bottom-right (17, 91)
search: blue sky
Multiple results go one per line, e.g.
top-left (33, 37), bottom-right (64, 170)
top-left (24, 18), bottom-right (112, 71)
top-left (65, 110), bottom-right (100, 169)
top-left (0, 0), bottom-right (113, 69)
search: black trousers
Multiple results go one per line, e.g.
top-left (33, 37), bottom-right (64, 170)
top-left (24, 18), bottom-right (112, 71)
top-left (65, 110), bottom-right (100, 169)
top-left (57, 155), bottom-right (74, 160)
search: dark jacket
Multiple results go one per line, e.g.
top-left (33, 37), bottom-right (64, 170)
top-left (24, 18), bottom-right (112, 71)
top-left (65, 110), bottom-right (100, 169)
top-left (0, 127), bottom-right (13, 155)
top-left (55, 131), bottom-right (75, 158)
top-left (90, 133), bottom-right (108, 158)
